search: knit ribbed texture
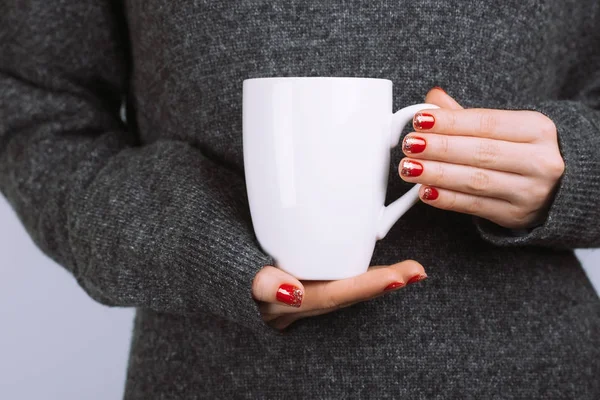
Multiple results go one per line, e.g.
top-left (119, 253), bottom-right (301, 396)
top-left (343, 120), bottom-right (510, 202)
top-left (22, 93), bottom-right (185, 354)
top-left (1, 1), bottom-right (599, 399)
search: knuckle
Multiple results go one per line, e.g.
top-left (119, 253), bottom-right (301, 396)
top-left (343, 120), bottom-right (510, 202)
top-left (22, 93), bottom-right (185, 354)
top-left (326, 294), bottom-right (344, 309)
top-left (385, 270), bottom-right (404, 285)
top-left (537, 115), bottom-right (557, 139)
top-left (512, 180), bottom-right (534, 204)
top-left (547, 155), bottom-right (565, 178)
top-left (477, 110), bottom-right (497, 137)
top-left (466, 170), bottom-right (490, 193)
top-left (322, 293), bottom-right (338, 309)
top-left (323, 280), bottom-right (354, 309)
top-left (439, 135), bottom-right (450, 156)
top-left (528, 185), bottom-right (549, 207)
top-left (446, 111), bottom-right (458, 132)
top-left (528, 154), bottom-right (546, 176)
top-left (465, 196), bottom-right (484, 214)
top-left (317, 284), bottom-right (339, 309)
top-left (508, 206), bottom-right (532, 226)
top-left (433, 163), bottom-right (446, 186)
top-left (443, 191), bottom-right (458, 211)
top-left (473, 139), bottom-right (499, 167)
top-left (529, 151), bottom-right (564, 180)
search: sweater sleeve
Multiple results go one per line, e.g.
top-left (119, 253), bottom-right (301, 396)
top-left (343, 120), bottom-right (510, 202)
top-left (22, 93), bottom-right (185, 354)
top-left (0, 1), bottom-right (274, 334)
top-left (474, 6), bottom-right (600, 250)
top-left (474, 96), bottom-right (600, 249)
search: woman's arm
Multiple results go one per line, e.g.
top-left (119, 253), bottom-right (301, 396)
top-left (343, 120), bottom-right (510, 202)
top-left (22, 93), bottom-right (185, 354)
top-left (0, 1), bottom-right (273, 333)
top-left (404, 10), bottom-right (600, 250)
top-left (473, 98), bottom-right (600, 249)
top-left (399, 87), bottom-right (600, 250)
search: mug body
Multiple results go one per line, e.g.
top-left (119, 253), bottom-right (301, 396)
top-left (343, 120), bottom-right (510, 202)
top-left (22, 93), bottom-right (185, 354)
top-left (243, 77), bottom-right (392, 280)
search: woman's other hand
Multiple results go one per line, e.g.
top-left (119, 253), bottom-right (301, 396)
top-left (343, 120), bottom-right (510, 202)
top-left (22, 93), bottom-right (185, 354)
top-left (399, 88), bottom-right (565, 230)
top-left (253, 261), bottom-right (426, 330)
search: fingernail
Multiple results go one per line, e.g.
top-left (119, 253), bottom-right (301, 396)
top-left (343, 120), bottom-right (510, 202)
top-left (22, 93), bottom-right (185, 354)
top-left (402, 136), bottom-right (426, 154)
top-left (432, 86), bottom-right (446, 94)
top-left (413, 112), bottom-right (435, 130)
top-left (407, 274), bottom-right (428, 285)
top-left (400, 159), bottom-right (424, 177)
top-left (384, 281), bottom-right (405, 292)
top-left (276, 284), bottom-right (303, 307)
top-left (422, 186), bottom-right (439, 200)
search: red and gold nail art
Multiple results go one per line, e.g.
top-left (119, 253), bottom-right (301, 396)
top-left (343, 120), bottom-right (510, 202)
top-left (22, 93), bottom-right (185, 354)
top-left (422, 186), bottom-right (439, 200)
top-left (413, 112), bottom-right (435, 130)
top-left (407, 274), bottom-right (427, 285)
top-left (400, 160), bottom-right (424, 177)
top-left (384, 281), bottom-right (405, 291)
top-left (403, 136), bottom-right (426, 154)
top-left (276, 284), bottom-right (303, 307)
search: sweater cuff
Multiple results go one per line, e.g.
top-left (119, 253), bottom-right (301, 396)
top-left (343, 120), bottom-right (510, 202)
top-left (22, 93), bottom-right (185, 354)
top-left (474, 100), bottom-right (600, 249)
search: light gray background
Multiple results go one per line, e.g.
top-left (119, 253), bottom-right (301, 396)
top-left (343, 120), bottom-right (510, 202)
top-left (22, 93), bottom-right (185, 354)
top-left (0, 195), bottom-right (598, 400)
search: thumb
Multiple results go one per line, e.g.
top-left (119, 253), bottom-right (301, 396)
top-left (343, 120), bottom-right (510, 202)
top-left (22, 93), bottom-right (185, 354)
top-left (252, 266), bottom-right (305, 307)
top-left (425, 87), bottom-right (464, 110)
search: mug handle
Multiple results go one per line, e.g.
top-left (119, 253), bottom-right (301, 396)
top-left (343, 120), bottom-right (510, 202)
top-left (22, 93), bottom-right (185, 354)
top-left (376, 103), bottom-right (440, 240)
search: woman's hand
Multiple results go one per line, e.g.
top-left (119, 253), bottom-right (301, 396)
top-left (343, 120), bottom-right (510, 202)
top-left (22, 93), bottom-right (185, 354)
top-left (252, 261), bottom-right (426, 330)
top-left (399, 88), bottom-right (565, 229)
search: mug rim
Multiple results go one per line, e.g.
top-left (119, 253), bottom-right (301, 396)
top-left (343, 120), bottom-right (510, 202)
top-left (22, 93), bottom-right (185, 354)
top-left (243, 76), bottom-right (392, 83)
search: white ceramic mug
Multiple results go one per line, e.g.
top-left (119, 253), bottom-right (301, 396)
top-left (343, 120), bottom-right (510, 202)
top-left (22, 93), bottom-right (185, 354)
top-left (243, 77), bottom-right (438, 280)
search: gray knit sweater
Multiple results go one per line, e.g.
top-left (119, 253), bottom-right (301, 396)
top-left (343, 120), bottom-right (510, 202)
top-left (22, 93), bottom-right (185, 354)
top-left (1, 1), bottom-right (599, 399)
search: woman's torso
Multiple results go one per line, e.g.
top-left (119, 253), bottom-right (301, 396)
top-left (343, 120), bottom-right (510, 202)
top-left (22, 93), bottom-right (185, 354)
top-left (121, 1), bottom-right (600, 398)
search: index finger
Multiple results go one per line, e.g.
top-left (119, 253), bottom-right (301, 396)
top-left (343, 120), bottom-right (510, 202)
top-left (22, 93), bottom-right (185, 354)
top-left (413, 108), bottom-right (546, 143)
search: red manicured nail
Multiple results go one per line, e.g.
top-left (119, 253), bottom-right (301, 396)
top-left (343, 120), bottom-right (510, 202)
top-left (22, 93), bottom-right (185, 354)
top-left (276, 284), bottom-right (303, 307)
top-left (422, 186), bottom-right (439, 200)
top-left (403, 136), bottom-right (426, 154)
top-left (384, 281), bottom-right (405, 291)
top-left (407, 274), bottom-right (427, 285)
top-left (400, 160), bottom-right (424, 177)
top-left (413, 112), bottom-right (435, 130)
top-left (432, 86), bottom-right (446, 94)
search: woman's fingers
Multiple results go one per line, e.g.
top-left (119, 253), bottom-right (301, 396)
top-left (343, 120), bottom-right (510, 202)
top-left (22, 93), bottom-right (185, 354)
top-left (424, 87), bottom-right (464, 110)
top-left (252, 266), bottom-right (305, 308)
top-left (262, 305), bottom-right (340, 329)
top-left (411, 87), bottom-right (564, 231)
top-left (402, 133), bottom-right (536, 174)
top-left (259, 260), bottom-right (426, 317)
top-left (301, 260), bottom-right (425, 311)
top-left (399, 157), bottom-right (528, 203)
top-left (417, 185), bottom-right (535, 229)
top-left (256, 260), bottom-right (427, 332)
top-left (412, 108), bottom-right (552, 143)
